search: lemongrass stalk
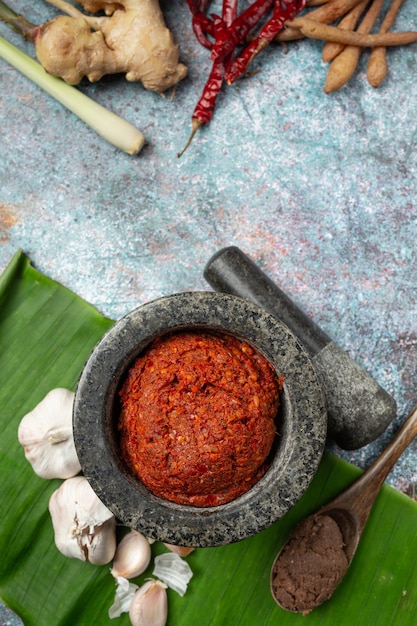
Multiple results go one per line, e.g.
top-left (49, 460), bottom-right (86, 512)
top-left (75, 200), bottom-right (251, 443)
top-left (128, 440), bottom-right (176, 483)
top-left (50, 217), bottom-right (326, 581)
top-left (0, 35), bottom-right (145, 154)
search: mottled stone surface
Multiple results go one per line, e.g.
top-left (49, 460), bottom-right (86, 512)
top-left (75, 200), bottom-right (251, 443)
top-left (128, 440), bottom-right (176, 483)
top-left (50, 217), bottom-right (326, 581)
top-left (73, 292), bottom-right (327, 546)
top-left (313, 342), bottom-right (397, 449)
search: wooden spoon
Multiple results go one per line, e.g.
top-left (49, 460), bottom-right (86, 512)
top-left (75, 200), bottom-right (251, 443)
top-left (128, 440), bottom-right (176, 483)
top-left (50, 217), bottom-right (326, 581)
top-left (270, 401), bottom-right (417, 614)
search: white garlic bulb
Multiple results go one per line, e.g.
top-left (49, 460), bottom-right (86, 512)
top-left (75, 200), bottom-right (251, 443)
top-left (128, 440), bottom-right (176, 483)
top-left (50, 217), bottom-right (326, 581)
top-left (49, 476), bottom-right (116, 565)
top-left (111, 530), bottom-right (152, 579)
top-left (18, 388), bottom-right (81, 479)
top-left (129, 580), bottom-right (168, 626)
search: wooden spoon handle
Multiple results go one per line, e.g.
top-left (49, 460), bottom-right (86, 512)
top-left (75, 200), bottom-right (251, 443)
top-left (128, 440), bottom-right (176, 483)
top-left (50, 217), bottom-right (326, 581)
top-left (323, 401), bottom-right (417, 530)
top-left (338, 401), bottom-right (417, 527)
top-left (358, 401), bottom-right (417, 494)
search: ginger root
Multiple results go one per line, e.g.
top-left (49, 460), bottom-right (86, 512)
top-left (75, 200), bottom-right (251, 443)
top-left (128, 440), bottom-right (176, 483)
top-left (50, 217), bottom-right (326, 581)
top-left (33, 0), bottom-right (187, 93)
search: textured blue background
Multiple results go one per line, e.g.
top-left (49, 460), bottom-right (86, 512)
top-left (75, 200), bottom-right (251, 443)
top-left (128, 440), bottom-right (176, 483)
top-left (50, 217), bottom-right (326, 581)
top-left (1, 1), bottom-right (417, 495)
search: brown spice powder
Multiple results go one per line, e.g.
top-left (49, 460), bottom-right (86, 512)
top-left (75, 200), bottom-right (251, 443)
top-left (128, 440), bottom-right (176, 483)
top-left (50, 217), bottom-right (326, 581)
top-left (271, 514), bottom-right (348, 614)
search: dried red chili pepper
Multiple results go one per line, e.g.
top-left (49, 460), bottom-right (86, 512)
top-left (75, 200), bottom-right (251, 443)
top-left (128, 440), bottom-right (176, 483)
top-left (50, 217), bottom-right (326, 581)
top-left (181, 0), bottom-right (306, 155)
top-left (186, 0), bottom-right (215, 50)
top-left (177, 58), bottom-right (224, 157)
top-left (222, 0), bottom-right (238, 27)
top-left (210, 0), bottom-right (275, 63)
top-left (225, 0), bottom-right (308, 84)
top-left (178, 4), bottom-right (237, 157)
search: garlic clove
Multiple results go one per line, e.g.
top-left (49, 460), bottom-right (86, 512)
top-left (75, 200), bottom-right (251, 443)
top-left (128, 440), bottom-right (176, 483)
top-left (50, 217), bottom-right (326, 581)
top-left (111, 529), bottom-right (152, 579)
top-left (152, 552), bottom-right (193, 597)
top-left (108, 575), bottom-right (139, 619)
top-left (163, 543), bottom-right (195, 557)
top-left (18, 388), bottom-right (81, 479)
top-left (49, 475), bottom-right (116, 564)
top-left (129, 580), bottom-right (168, 626)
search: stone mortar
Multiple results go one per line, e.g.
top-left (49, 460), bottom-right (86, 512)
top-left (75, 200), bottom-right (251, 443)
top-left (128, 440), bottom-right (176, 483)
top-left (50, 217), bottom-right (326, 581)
top-left (73, 292), bottom-right (327, 547)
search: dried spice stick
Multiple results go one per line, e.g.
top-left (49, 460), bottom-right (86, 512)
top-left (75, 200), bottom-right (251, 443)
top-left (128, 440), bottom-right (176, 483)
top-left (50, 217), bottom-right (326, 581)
top-left (322, 0), bottom-right (369, 62)
top-left (324, 0), bottom-right (385, 93)
top-left (367, 0), bottom-right (405, 87)
top-left (306, 0), bottom-right (370, 22)
top-left (288, 17), bottom-right (417, 46)
top-left (307, 0), bottom-right (332, 6)
top-left (277, 0), bottom-right (367, 41)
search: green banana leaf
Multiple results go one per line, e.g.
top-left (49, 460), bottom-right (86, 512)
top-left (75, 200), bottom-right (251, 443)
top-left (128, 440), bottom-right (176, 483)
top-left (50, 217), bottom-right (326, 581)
top-left (1, 249), bottom-right (417, 626)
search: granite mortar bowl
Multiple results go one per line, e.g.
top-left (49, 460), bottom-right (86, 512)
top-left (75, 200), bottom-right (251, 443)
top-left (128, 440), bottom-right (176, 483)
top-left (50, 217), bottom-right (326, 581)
top-left (73, 292), bottom-right (327, 547)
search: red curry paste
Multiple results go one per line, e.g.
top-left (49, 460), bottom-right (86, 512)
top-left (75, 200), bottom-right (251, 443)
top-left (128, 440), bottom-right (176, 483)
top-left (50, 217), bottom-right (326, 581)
top-left (118, 330), bottom-right (282, 507)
